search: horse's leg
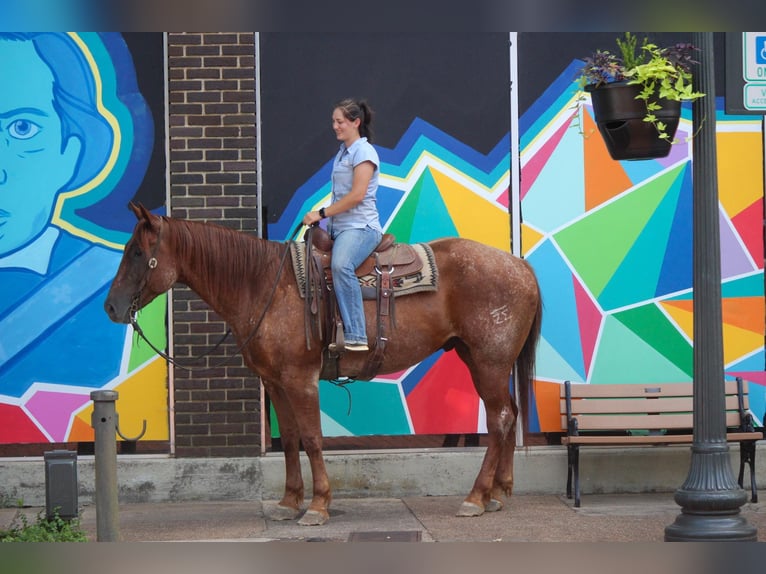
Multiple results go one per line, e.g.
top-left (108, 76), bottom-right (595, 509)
top-left (488, 395), bottom-right (519, 512)
top-left (454, 343), bottom-right (516, 517)
top-left (280, 371), bottom-right (332, 526)
top-left (262, 381), bottom-right (304, 520)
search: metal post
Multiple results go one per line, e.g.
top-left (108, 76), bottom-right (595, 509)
top-left (664, 32), bottom-right (757, 541)
top-left (90, 390), bottom-right (121, 542)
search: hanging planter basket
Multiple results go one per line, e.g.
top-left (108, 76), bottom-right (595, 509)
top-left (586, 81), bottom-right (682, 161)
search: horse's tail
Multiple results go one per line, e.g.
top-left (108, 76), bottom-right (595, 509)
top-left (515, 284), bottom-right (542, 432)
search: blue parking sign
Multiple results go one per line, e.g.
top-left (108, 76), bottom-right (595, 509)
top-left (757, 35), bottom-right (766, 64)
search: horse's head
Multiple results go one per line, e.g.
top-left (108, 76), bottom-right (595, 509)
top-left (104, 202), bottom-right (177, 324)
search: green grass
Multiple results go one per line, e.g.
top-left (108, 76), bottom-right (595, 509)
top-left (0, 507), bottom-right (87, 542)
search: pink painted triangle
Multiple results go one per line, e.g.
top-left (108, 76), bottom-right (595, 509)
top-left (727, 371), bottom-right (766, 388)
top-left (497, 187), bottom-right (509, 209)
top-left (573, 274), bottom-right (602, 379)
top-left (25, 391), bottom-right (92, 442)
top-left (521, 110), bottom-right (576, 201)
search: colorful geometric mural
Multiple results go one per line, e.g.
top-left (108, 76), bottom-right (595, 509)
top-left (269, 118), bottom-right (512, 436)
top-left (521, 61), bottom-right (766, 432)
top-left (0, 33), bottom-right (169, 445)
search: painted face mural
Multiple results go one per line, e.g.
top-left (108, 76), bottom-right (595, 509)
top-left (0, 39), bottom-right (82, 256)
top-left (0, 33), bottom-right (168, 446)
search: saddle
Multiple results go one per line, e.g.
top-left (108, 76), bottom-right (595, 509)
top-left (303, 225), bottom-right (425, 381)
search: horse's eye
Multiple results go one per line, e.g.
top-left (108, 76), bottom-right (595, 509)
top-left (133, 247), bottom-right (143, 258)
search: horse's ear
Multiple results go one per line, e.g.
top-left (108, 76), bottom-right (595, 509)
top-left (128, 202), bottom-right (153, 223)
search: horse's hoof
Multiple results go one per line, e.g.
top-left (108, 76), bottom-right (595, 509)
top-left (456, 501), bottom-right (484, 517)
top-left (298, 509), bottom-right (329, 526)
top-left (271, 504), bottom-right (301, 521)
top-left (485, 498), bottom-right (504, 512)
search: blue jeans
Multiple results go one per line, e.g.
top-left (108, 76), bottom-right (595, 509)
top-left (331, 226), bottom-right (382, 343)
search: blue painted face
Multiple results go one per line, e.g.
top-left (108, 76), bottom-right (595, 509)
top-left (0, 39), bottom-right (82, 257)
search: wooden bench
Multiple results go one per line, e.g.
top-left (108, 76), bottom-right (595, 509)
top-left (560, 378), bottom-right (763, 507)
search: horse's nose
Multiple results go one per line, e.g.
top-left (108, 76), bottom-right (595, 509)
top-left (104, 299), bottom-right (117, 321)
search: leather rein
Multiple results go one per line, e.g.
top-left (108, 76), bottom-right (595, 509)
top-left (129, 217), bottom-right (294, 371)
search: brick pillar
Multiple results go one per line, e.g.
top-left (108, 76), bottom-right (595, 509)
top-left (167, 32), bottom-right (261, 457)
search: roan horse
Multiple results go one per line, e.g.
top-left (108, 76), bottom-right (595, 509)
top-left (104, 203), bottom-right (542, 526)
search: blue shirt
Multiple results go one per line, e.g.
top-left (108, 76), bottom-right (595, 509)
top-left (329, 137), bottom-right (382, 235)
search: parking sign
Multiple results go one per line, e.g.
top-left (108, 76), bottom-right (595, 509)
top-left (743, 33), bottom-right (766, 81)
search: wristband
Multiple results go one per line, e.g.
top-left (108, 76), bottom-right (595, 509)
top-left (319, 207), bottom-right (326, 219)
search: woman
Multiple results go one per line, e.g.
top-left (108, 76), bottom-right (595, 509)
top-left (302, 98), bottom-right (382, 352)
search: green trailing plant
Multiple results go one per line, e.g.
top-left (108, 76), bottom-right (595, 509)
top-left (576, 33), bottom-right (705, 142)
top-left (0, 506), bottom-right (87, 542)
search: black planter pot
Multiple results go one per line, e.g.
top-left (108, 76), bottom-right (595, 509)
top-left (586, 81), bottom-right (682, 161)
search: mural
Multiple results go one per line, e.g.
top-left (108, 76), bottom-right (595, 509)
top-left (270, 54), bottom-right (765, 442)
top-left (269, 118), bottom-right (512, 436)
top-left (522, 61), bottom-right (766, 432)
top-left (0, 33), bottom-right (168, 445)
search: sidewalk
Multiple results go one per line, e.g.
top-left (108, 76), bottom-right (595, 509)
top-left (5, 492), bottom-right (764, 542)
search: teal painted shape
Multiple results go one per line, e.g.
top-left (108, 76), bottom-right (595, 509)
top-left (535, 335), bottom-right (585, 383)
top-left (520, 80), bottom-right (581, 150)
top-left (384, 134), bottom-right (508, 188)
top-left (319, 380), bottom-right (411, 436)
top-left (597, 168), bottom-right (683, 310)
top-left (522, 124), bottom-right (585, 233)
top-left (527, 239), bottom-right (585, 378)
top-left (589, 315), bottom-right (692, 384)
top-left (722, 273), bottom-right (765, 298)
top-left (407, 168), bottom-right (458, 243)
top-left (321, 412), bottom-right (352, 437)
top-left (613, 304), bottom-right (693, 378)
top-left (667, 271), bottom-right (765, 302)
top-left (620, 157), bottom-right (668, 186)
top-left (727, 350), bottom-right (765, 372)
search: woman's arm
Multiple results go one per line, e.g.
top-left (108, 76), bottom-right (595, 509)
top-left (302, 160), bottom-right (375, 225)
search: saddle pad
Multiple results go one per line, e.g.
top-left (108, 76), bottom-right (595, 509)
top-left (290, 241), bottom-right (438, 299)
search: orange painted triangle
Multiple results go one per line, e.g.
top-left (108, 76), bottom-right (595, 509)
top-left (67, 416), bottom-right (95, 442)
top-left (583, 110), bottom-right (633, 211)
top-left (661, 297), bottom-right (764, 337)
top-left (722, 297), bottom-right (765, 334)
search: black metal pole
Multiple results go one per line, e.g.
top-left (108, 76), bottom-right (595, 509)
top-left (664, 32), bottom-right (757, 542)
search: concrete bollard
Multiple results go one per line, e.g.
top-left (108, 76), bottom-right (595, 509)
top-left (90, 390), bottom-right (120, 542)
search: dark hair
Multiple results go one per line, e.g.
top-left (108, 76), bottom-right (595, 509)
top-left (334, 98), bottom-right (375, 143)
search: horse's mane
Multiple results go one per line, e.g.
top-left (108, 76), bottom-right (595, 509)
top-left (161, 217), bottom-right (286, 297)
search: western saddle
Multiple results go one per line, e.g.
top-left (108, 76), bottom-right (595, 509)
top-left (303, 225), bottom-right (424, 381)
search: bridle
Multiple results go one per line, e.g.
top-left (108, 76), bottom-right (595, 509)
top-left (128, 216), bottom-right (294, 371)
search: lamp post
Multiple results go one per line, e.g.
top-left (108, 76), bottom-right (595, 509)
top-left (664, 32), bottom-right (757, 542)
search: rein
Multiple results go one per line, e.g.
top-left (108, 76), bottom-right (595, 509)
top-left (129, 217), bottom-right (296, 371)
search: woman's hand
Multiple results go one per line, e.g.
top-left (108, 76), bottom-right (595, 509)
top-left (302, 210), bottom-right (322, 226)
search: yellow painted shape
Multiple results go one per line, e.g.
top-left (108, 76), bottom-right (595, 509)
top-left (722, 323), bottom-right (765, 365)
top-left (71, 357), bottom-right (169, 441)
top-left (522, 223), bottom-right (545, 256)
top-left (660, 300), bottom-right (694, 340)
top-left (431, 170), bottom-right (510, 250)
top-left (660, 298), bottom-right (764, 364)
top-left (718, 131), bottom-right (764, 218)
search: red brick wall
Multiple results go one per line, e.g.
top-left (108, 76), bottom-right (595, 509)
top-left (167, 32), bottom-right (261, 457)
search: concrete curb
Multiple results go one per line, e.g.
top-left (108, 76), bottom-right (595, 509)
top-left (2, 444), bottom-right (763, 507)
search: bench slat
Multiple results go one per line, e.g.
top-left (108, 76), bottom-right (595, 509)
top-left (560, 395), bottom-right (744, 415)
top-left (562, 411), bottom-right (744, 431)
top-left (562, 431), bottom-right (763, 446)
top-left (560, 380), bottom-right (745, 399)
